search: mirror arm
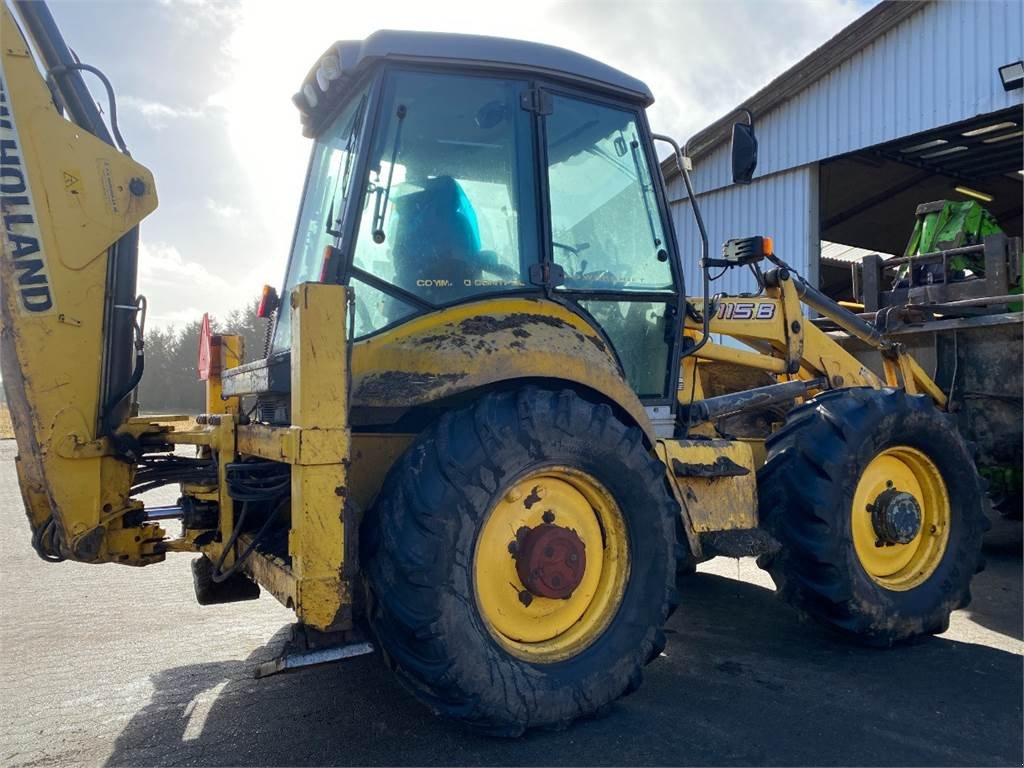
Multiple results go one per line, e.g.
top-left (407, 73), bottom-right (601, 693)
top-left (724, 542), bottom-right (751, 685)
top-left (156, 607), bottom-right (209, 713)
top-left (652, 133), bottom-right (712, 358)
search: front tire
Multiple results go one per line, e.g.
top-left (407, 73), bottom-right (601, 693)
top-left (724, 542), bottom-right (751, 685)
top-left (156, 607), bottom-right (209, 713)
top-left (757, 388), bottom-right (987, 645)
top-left (361, 387), bottom-right (678, 734)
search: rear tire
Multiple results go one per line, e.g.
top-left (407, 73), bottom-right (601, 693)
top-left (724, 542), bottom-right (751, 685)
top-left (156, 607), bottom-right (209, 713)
top-left (361, 387), bottom-right (678, 734)
top-left (757, 388), bottom-right (987, 645)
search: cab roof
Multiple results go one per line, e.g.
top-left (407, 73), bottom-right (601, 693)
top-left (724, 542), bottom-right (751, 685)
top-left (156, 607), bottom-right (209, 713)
top-left (295, 29), bottom-right (654, 137)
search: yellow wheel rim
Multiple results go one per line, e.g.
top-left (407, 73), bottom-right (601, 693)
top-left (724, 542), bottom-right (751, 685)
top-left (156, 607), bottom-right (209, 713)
top-left (473, 467), bottom-right (629, 663)
top-left (851, 446), bottom-right (951, 591)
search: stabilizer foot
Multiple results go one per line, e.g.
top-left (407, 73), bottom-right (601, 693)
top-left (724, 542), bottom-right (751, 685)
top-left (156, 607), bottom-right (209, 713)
top-left (254, 623), bottom-right (374, 679)
top-left (192, 555), bottom-right (261, 605)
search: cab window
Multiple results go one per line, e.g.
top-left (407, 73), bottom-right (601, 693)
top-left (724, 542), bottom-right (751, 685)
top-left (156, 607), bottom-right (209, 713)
top-left (545, 96), bottom-right (672, 292)
top-left (350, 70), bottom-right (538, 332)
top-left (272, 84), bottom-right (370, 353)
top-left (544, 94), bottom-right (676, 399)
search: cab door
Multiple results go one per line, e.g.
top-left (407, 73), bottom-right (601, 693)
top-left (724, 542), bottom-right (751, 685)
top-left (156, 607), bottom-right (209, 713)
top-left (540, 89), bottom-right (683, 404)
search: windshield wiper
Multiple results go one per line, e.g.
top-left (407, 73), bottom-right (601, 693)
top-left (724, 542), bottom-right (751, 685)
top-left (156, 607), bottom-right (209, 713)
top-left (370, 103), bottom-right (407, 244)
top-left (324, 94), bottom-right (368, 238)
top-left (628, 136), bottom-right (661, 251)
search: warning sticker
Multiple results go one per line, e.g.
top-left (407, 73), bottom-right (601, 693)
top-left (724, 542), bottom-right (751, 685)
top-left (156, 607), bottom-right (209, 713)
top-left (63, 168), bottom-right (82, 196)
top-left (96, 158), bottom-right (119, 215)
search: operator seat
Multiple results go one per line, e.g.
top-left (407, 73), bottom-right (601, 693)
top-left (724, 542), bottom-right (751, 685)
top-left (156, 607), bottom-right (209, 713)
top-left (390, 175), bottom-right (483, 303)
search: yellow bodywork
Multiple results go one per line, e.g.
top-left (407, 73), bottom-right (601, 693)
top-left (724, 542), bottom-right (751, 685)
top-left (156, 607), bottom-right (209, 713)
top-left (682, 280), bottom-right (946, 409)
top-left (1, 4), bottom-right (161, 565)
top-left (203, 283), bottom-right (353, 630)
top-left (349, 297), bottom-right (652, 438)
top-left (658, 439), bottom-right (758, 533)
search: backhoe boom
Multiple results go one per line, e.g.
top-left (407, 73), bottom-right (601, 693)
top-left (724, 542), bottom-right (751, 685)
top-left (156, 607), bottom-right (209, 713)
top-left (0, 1), bottom-right (160, 564)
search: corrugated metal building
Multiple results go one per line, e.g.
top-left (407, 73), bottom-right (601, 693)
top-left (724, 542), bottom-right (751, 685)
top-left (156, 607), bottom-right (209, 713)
top-left (665, 0), bottom-right (1023, 299)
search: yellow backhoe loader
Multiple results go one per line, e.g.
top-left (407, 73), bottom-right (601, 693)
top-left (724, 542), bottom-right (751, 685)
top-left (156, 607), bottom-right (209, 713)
top-left (1, 1), bottom-right (989, 735)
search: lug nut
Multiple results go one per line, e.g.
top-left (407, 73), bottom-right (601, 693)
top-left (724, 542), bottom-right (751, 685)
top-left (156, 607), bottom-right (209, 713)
top-left (542, 510), bottom-right (555, 524)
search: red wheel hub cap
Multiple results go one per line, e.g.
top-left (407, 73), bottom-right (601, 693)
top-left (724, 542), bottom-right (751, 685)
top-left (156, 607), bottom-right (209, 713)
top-left (515, 523), bottom-right (587, 599)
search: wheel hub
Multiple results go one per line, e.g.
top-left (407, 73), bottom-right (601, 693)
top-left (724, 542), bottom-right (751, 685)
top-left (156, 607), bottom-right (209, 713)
top-left (514, 523), bottom-right (587, 599)
top-left (871, 488), bottom-right (922, 545)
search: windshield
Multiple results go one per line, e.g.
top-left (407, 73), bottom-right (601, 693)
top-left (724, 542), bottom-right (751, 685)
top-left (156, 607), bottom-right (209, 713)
top-left (272, 83), bottom-right (370, 353)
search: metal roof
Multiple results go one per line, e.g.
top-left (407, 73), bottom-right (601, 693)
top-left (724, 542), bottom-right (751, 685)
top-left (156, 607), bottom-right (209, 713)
top-left (296, 29), bottom-right (654, 136)
top-left (871, 108), bottom-right (1022, 183)
top-left (820, 241), bottom-right (894, 265)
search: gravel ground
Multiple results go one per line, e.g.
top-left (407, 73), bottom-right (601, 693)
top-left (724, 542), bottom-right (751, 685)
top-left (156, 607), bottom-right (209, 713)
top-left (0, 439), bottom-right (1020, 767)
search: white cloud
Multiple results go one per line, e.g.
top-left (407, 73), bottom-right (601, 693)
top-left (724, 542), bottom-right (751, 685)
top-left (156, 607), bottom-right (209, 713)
top-left (157, 0), bottom-right (239, 30)
top-left (138, 240), bottom-right (266, 329)
top-left (139, 240), bottom-right (228, 287)
top-left (205, 198), bottom-right (241, 219)
top-left (122, 95), bottom-right (204, 128)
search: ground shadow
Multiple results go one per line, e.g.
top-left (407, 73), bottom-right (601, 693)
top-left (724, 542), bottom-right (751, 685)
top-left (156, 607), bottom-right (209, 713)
top-left (106, 572), bottom-right (1023, 767)
top-left (964, 552), bottom-right (1023, 642)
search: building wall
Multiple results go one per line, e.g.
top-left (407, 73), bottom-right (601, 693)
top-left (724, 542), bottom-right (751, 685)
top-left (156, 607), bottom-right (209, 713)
top-left (670, 0), bottom-right (1024, 200)
top-left (672, 165), bottom-right (818, 298)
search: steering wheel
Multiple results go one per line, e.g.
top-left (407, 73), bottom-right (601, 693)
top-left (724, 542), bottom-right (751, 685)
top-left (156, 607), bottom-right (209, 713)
top-left (552, 240), bottom-right (591, 277)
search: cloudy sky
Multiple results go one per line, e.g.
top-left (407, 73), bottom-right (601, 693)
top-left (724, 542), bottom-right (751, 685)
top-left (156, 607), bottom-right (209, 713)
top-left (40, 0), bottom-right (869, 329)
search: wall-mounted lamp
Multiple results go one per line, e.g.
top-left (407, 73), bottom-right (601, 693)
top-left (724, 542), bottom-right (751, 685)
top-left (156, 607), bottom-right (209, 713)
top-left (998, 61), bottom-right (1024, 91)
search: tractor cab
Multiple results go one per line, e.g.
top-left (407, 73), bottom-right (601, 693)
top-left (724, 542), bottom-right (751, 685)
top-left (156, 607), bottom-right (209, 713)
top-left (272, 31), bottom-right (683, 403)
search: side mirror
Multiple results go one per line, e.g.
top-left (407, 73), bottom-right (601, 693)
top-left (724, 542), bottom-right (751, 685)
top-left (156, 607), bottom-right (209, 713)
top-left (731, 120), bottom-right (758, 185)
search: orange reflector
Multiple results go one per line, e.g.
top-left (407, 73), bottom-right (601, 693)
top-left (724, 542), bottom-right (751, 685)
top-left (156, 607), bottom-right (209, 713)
top-left (257, 284), bottom-right (279, 319)
top-left (197, 312), bottom-right (212, 380)
top-left (320, 245), bottom-right (334, 282)
top-left (762, 236), bottom-right (774, 255)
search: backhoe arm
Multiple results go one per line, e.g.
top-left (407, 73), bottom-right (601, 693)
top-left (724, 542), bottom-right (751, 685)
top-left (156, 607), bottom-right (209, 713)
top-left (1, 1), bottom-right (161, 564)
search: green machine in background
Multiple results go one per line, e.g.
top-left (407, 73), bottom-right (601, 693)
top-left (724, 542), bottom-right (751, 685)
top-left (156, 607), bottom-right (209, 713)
top-left (853, 200), bottom-right (1023, 519)
top-left (899, 200), bottom-right (1004, 281)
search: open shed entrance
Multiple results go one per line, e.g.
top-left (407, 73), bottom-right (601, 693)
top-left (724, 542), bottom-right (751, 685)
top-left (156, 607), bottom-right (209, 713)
top-left (818, 107), bottom-right (1022, 301)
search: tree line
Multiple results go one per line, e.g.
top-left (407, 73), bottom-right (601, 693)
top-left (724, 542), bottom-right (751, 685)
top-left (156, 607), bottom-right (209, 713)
top-left (137, 299), bottom-right (270, 414)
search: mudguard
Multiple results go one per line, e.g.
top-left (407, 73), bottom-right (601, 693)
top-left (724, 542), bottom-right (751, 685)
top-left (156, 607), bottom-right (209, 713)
top-left (350, 297), bottom-right (654, 439)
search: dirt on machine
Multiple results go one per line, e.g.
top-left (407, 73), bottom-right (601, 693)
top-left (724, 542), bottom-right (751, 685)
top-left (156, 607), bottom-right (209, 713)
top-left (0, 0), bottom-right (996, 735)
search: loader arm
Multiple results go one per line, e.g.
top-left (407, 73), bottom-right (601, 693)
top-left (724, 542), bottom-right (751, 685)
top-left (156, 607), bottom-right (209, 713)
top-left (0, 1), bottom-right (162, 564)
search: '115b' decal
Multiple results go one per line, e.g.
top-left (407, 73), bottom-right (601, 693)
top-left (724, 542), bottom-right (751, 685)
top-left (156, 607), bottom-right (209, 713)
top-left (716, 301), bottom-right (776, 320)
